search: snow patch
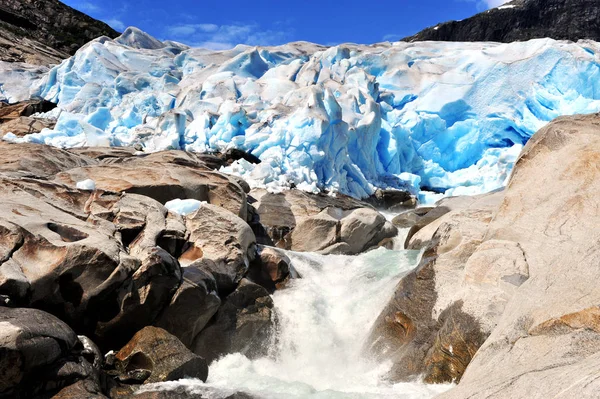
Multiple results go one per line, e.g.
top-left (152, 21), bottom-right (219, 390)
top-left (76, 179), bottom-right (96, 190)
top-left (165, 198), bottom-right (206, 215)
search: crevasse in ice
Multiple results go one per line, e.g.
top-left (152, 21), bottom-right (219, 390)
top-left (6, 27), bottom-right (600, 200)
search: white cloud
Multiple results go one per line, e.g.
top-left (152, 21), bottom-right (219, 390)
top-left (484, 0), bottom-right (511, 7)
top-left (164, 22), bottom-right (293, 50)
top-left (76, 1), bottom-right (100, 13)
top-left (105, 18), bottom-right (126, 31)
top-left (383, 34), bottom-right (403, 42)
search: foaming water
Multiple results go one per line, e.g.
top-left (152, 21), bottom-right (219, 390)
top-left (145, 247), bottom-right (451, 398)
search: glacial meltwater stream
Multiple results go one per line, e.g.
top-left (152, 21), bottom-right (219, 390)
top-left (144, 246), bottom-right (451, 398)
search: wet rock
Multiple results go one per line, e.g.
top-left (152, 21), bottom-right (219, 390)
top-left (286, 207), bottom-right (398, 255)
top-left (438, 113), bottom-right (600, 398)
top-left (95, 246), bottom-right (181, 350)
top-left (248, 246), bottom-right (295, 291)
top-left (367, 189), bottom-right (415, 211)
top-left (287, 208), bottom-right (339, 252)
top-left (0, 307), bottom-right (100, 398)
top-left (193, 279), bottom-right (275, 362)
top-left (51, 379), bottom-right (109, 399)
top-left (249, 188), bottom-right (369, 246)
top-left (366, 192), bottom-right (503, 383)
top-left (181, 204), bottom-right (256, 294)
top-left (391, 207), bottom-right (435, 229)
top-left (154, 266), bottom-right (221, 348)
top-left (114, 326), bottom-right (208, 384)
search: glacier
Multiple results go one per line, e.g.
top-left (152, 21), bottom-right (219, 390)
top-left (4, 27), bottom-right (600, 201)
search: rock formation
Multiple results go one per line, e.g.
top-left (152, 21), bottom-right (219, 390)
top-left (368, 113), bottom-right (600, 397)
top-left (0, 0), bottom-right (119, 65)
top-left (404, 0), bottom-right (600, 43)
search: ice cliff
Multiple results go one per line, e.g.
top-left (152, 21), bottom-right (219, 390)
top-left (4, 27), bottom-right (600, 201)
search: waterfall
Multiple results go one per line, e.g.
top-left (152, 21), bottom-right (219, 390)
top-left (143, 247), bottom-right (451, 398)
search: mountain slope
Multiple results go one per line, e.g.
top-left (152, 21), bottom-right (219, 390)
top-left (0, 0), bottom-right (119, 65)
top-left (403, 0), bottom-right (600, 43)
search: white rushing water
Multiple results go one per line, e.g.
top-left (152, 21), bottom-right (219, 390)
top-left (145, 247), bottom-right (451, 398)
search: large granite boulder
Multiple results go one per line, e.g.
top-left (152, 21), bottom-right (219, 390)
top-left (193, 279), bottom-right (275, 363)
top-left (248, 188), bottom-right (369, 246)
top-left (250, 189), bottom-right (397, 254)
top-left (0, 177), bottom-right (182, 350)
top-left (439, 113), bottom-right (600, 397)
top-left (366, 191), bottom-right (503, 383)
top-left (154, 266), bottom-right (221, 348)
top-left (369, 113), bottom-right (600, 397)
top-left (247, 246), bottom-right (296, 292)
top-left (181, 203), bottom-right (256, 294)
top-left (113, 326), bottom-right (208, 384)
top-left (287, 207), bottom-right (398, 255)
top-left (55, 158), bottom-right (247, 219)
top-left (0, 307), bottom-right (101, 398)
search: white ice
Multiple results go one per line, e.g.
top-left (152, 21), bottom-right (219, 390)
top-left (6, 28), bottom-right (600, 201)
top-left (75, 179), bottom-right (96, 190)
top-left (164, 198), bottom-right (205, 215)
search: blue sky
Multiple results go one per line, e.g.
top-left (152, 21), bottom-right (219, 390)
top-left (63, 0), bottom-right (510, 49)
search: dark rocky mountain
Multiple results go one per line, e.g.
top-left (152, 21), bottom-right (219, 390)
top-left (0, 0), bottom-right (119, 65)
top-left (403, 0), bottom-right (600, 43)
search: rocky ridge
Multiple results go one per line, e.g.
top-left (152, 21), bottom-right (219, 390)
top-left (404, 0), bottom-right (600, 43)
top-left (0, 0), bottom-right (119, 65)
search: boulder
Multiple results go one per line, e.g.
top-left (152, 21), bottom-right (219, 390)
top-left (0, 177), bottom-right (182, 350)
top-left (55, 158), bottom-right (247, 219)
top-left (113, 327), bottom-right (208, 384)
top-left (248, 246), bottom-right (295, 291)
top-left (438, 113), bottom-right (600, 398)
top-left (0, 141), bottom-right (94, 178)
top-left (249, 188), bottom-right (369, 246)
top-left (0, 116), bottom-right (55, 137)
top-left (286, 208), bottom-right (339, 252)
top-left (391, 207), bottom-right (435, 229)
top-left (0, 99), bottom-right (56, 121)
top-left (181, 204), bottom-right (256, 294)
top-left (193, 279), bottom-right (275, 362)
top-left (51, 379), bottom-right (109, 399)
top-left (369, 113), bottom-right (600, 396)
top-left (154, 266), bottom-right (221, 348)
top-left (405, 191), bottom-right (503, 250)
top-left (286, 207), bottom-right (398, 255)
top-left (366, 195), bottom-right (500, 383)
top-left (0, 307), bottom-right (100, 398)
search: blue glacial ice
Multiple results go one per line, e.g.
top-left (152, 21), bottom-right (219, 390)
top-left (5, 27), bottom-right (600, 201)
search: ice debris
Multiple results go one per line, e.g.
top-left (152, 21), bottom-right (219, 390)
top-left (76, 179), bottom-right (96, 190)
top-left (164, 198), bottom-right (205, 216)
top-left (6, 28), bottom-right (600, 201)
